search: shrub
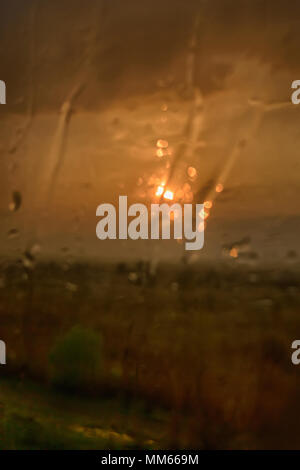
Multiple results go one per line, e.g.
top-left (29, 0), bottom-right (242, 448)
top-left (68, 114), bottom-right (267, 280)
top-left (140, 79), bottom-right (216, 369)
top-left (49, 326), bottom-right (102, 391)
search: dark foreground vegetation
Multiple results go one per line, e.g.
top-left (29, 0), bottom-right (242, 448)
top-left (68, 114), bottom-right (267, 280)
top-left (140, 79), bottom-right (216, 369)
top-left (1, 260), bottom-right (300, 449)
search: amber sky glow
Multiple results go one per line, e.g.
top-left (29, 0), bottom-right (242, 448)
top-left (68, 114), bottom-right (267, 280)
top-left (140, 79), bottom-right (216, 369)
top-left (1, 0), bottom-right (300, 262)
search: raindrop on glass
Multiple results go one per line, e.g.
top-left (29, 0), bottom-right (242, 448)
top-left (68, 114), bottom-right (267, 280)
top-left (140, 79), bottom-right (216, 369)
top-left (9, 191), bottom-right (22, 212)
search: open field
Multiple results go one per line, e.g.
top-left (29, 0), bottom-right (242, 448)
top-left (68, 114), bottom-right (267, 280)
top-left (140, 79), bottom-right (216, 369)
top-left (1, 261), bottom-right (300, 449)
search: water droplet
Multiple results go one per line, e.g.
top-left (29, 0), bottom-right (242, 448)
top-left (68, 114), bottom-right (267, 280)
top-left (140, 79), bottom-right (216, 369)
top-left (30, 243), bottom-right (41, 256)
top-left (199, 208), bottom-right (209, 220)
top-left (230, 247), bottom-right (238, 258)
top-left (164, 190), bottom-right (174, 201)
top-left (156, 185), bottom-right (165, 197)
top-left (156, 139), bottom-right (168, 149)
top-left (156, 148), bottom-right (167, 158)
top-left (128, 272), bottom-right (138, 283)
top-left (286, 250), bottom-right (297, 260)
top-left (187, 166), bottom-right (197, 179)
top-left (215, 183), bottom-right (224, 193)
top-left (204, 200), bottom-right (213, 209)
top-left (9, 191), bottom-right (22, 212)
top-left (22, 251), bottom-right (35, 270)
top-left (7, 228), bottom-right (19, 240)
top-left (66, 282), bottom-right (78, 292)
